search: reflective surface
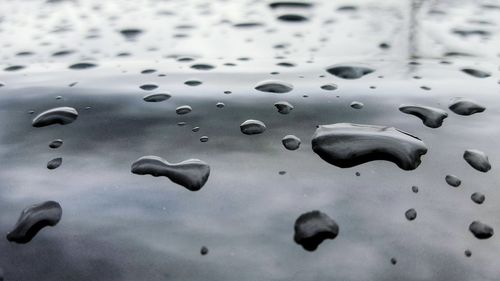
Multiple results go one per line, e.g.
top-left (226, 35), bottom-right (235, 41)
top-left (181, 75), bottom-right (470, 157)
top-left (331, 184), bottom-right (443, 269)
top-left (0, 0), bottom-right (500, 280)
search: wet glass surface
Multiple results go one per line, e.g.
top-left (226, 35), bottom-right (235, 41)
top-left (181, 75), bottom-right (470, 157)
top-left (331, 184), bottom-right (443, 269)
top-left (0, 0), bottom-right (500, 280)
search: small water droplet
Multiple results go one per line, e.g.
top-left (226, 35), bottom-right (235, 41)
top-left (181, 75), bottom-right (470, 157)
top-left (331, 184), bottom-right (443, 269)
top-left (47, 157), bottom-right (62, 170)
top-left (326, 65), bottom-right (374, 79)
top-left (445, 175), bottom-right (461, 187)
top-left (240, 119), bottom-right (266, 135)
top-left (282, 135), bottom-right (301, 150)
top-left (274, 101), bottom-right (294, 114)
top-left (405, 208), bottom-right (417, 221)
top-left (255, 80), bottom-right (293, 93)
top-left (471, 192), bottom-right (485, 204)
top-left (49, 139), bottom-right (63, 149)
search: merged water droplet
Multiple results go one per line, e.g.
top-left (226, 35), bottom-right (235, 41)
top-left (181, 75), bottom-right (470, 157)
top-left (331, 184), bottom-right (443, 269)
top-left (405, 208), bottom-right (417, 221)
top-left (469, 221), bottom-right (494, 239)
top-left (311, 123), bottom-right (428, 170)
top-left (449, 98), bottom-right (485, 116)
top-left (255, 80), bottom-right (293, 93)
top-left (131, 156), bottom-right (210, 191)
top-left (176, 105), bottom-right (192, 115)
top-left (240, 119), bottom-right (266, 135)
top-left (6, 201), bottom-right (62, 244)
top-left (49, 139), bottom-right (63, 149)
top-left (32, 107), bottom-right (78, 127)
top-left (294, 210), bottom-right (339, 251)
top-left (463, 149), bottom-right (491, 172)
top-left (274, 101), bottom-right (294, 114)
top-left (143, 93), bottom-right (171, 102)
top-left (399, 105), bottom-right (448, 128)
top-left (326, 65), bottom-right (374, 79)
top-left (47, 157), bottom-right (62, 170)
top-left (445, 174), bottom-right (461, 187)
top-left (471, 192), bottom-right (485, 204)
top-left (282, 135), bottom-right (301, 150)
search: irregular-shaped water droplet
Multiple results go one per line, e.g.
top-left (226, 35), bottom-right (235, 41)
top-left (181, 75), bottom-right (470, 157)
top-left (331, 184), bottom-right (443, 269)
top-left (294, 210), bottom-right (339, 251)
top-left (139, 84), bottom-right (158, 91)
top-left (471, 192), bottom-right (485, 204)
top-left (200, 246), bottom-right (209, 255)
top-left (463, 149), bottom-right (491, 172)
top-left (445, 175), bottom-right (461, 187)
top-left (131, 156), bottom-right (210, 191)
top-left (449, 98), bottom-right (485, 116)
top-left (326, 65), bottom-right (374, 79)
top-left (176, 105), bottom-right (192, 115)
top-left (49, 139), bottom-right (63, 149)
top-left (469, 221), bottom-right (494, 239)
top-left (399, 105), bottom-right (448, 128)
top-left (282, 135), bottom-right (301, 150)
top-left (274, 101), bottom-right (294, 114)
top-left (240, 119), bottom-right (266, 135)
top-left (143, 93), bottom-right (171, 102)
top-left (47, 157), bottom-right (62, 170)
top-left (255, 80), bottom-right (293, 93)
top-left (69, 62), bottom-right (97, 70)
top-left (311, 123), bottom-right (427, 170)
top-left (6, 201), bottom-right (62, 244)
top-left (405, 208), bottom-right (417, 221)
top-left (350, 101), bottom-right (364, 109)
top-left (32, 107), bottom-right (78, 127)
top-left (461, 68), bottom-right (491, 78)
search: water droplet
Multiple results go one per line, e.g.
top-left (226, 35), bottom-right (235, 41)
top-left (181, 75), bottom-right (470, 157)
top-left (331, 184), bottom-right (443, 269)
top-left (49, 139), bottom-right (63, 149)
top-left (461, 68), bottom-right (491, 78)
top-left (131, 156), bottom-right (210, 191)
top-left (269, 2), bottom-right (313, 9)
top-left (141, 69), bottom-right (156, 74)
top-left (200, 246), bottom-right (209, 255)
top-left (274, 101), bottom-right (294, 114)
top-left (200, 136), bottom-right (208, 142)
top-left (184, 80), bottom-right (202, 86)
top-left (464, 249), bottom-right (472, 257)
top-left (399, 105), bottom-right (448, 128)
top-left (445, 175), bottom-right (461, 187)
top-left (4, 65), bottom-right (25, 71)
top-left (294, 210), bottom-right (339, 251)
top-left (119, 28), bottom-right (143, 40)
top-left (139, 84), bottom-right (158, 91)
top-left (390, 257), bottom-right (397, 265)
top-left (190, 64), bottom-right (215, 70)
top-left (255, 80), bottom-right (293, 93)
top-left (326, 65), bottom-right (374, 79)
top-left (143, 93), bottom-right (171, 102)
top-left (469, 221), bottom-right (494, 239)
top-left (463, 149), bottom-right (491, 172)
top-left (350, 101), bottom-right (364, 109)
top-left (449, 98), bottom-right (485, 116)
top-left (32, 107), bottom-right (78, 127)
top-left (471, 192), bottom-right (485, 204)
top-left (47, 157), bottom-right (62, 170)
top-left (320, 84), bottom-right (338, 91)
top-left (312, 123), bottom-right (427, 170)
top-left (411, 185), bottom-right (419, 193)
top-left (282, 135), bottom-right (301, 150)
top-left (216, 102), bottom-right (225, 108)
top-left (240, 119), bottom-right (266, 135)
top-left (69, 62), bottom-right (97, 70)
top-left (176, 105), bottom-right (192, 115)
top-left (277, 14), bottom-right (308, 22)
top-left (405, 208), bottom-right (417, 221)
top-left (6, 201), bottom-right (62, 244)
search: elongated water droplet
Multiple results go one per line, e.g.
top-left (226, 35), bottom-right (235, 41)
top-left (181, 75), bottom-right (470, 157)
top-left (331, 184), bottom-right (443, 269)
top-left (47, 157), bottom-right (62, 170)
top-left (282, 135), bottom-right (301, 150)
top-left (311, 123), bottom-right (427, 170)
top-left (32, 107), bottom-right (78, 127)
top-left (143, 93), bottom-right (171, 102)
top-left (461, 68), bottom-right (491, 78)
top-left (131, 156), bottom-right (210, 191)
top-left (463, 149), bottom-right (491, 172)
top-left (399, 105), bottom-right (448, 128)
top-left (255, 80), bottom-right (293, 93)
top-left (6, 201), bottom-right (62, 244)
top-left (176, 105), bottom-right (192, 115)
top-left (69, 62), bottom-right (97, 70)
top-left (350, 101), bottom-right (364, 109)
top-left (445, 175), bottom-right (461, 187)
top-left (469, 221), bottom-right (494, 239)
top-left (49, 139), bottom-right (63, 149)
top-left (449, 98), bottom-right (485, 116)
top-left (294, 210), bottom-right (339, 251)
top-left (240, 120), bottom-right (266, 135)
top-left (326, 65), bottom-right (374, 79)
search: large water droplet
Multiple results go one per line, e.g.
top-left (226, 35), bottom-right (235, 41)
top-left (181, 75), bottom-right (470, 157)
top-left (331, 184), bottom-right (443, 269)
top-left (463, 149), bottom-right (491, 172)
top-left (240, 119), bottom-right (266, 135)
top-left (469, 221), bottom-right (494, 239)
top-left (294, 210), bottom-right (339, 251)
top-left (6, 201), bottom-right (62, 244)
top-left (282, 135), bottom-right (301, 150)
top-left (131, 156), bottom-right (210, 191)
top-left (311, 123), bottom-right (427, 170)
top-left (32, 107), bottom-right (78, 127)
top-left (449, 98), bottom-right (485, 116)
top-left (399, 105), bottom-right (448, 128)
top-left (461, 68), bottom-right (491, 78)
top-left (255, 80), bottom-right (293, 93)
top-left (326, 65), bottom-right (374, 79)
